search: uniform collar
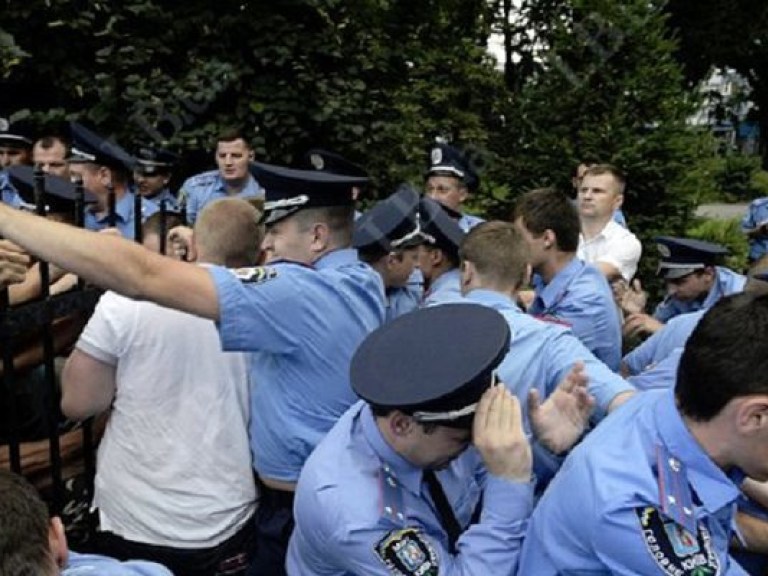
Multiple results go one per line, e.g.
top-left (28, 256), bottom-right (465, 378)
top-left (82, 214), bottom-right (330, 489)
top-left (534, 257), bottom-right (583, 310)
top-left (464, 288), bottom-right (520, 312)
top-left (429, 267), bottom-right (461, 292)
top-left (654, 389), bottom-right (743, 514)
top-left (93, 190), bottom-right (134, 224)
top-left (313, 247), bottom-right (359, 270)
top-left (360, 404), bottom-right (424, 496)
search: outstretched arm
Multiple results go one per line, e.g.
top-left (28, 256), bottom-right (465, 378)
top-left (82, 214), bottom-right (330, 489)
top-left (0, 204), bottom-right (219, 320)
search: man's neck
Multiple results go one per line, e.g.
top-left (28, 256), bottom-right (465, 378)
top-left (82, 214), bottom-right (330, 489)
top-left (682, 413), bottom-right (732, 471)
top-left (580, 216), bottom-right (610, 240)
top-left (537, 251), bottom-right (577, 284)
top-left (95, 184), bottom-right (127, 213)
top-left (224, 176), bottom-right (250, 195)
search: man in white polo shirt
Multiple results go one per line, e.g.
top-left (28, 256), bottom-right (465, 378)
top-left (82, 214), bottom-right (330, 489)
top-left (577, 164), bottom-right (642, 283)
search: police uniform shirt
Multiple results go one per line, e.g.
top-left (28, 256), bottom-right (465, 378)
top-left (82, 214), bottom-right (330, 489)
top-left (653, 266), bottom-right (747, 323)
top-left (627, 347), bottom-right (684, 392)
top-left (138, 185), bottom-right (179, 212)
top-left (0, 171), bottom-right (23, 207)
top-left (422, 268), bottom-right (463, 307)
top-left (518, 389), bottom-right (745, 575)
top-left (84, 191), bottom-right (159, 240)
top-left (286, 402), bottom-right (534, 575)
top-left (180, 169), bottom-right (264, 224)
top-left (529, 258), bottom-right (622, 372)
top-left (741, 197), bottom-right (768, 261)
top-left (623, 310), bottom-right (705, 376)
top-left (209, 248), bottom-right (385, 482)
top-left (458, 212), bottom-right (484, 233)
top-left (64, 551), bottom-right (173, 575)
top-left (386, 286), bottom-right (420, 323)
top-left (465, 289), bottom-right (633, 425)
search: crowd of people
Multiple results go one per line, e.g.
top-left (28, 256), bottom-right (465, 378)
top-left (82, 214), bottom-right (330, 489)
top-left (1, 115), bottom-right (768, 576)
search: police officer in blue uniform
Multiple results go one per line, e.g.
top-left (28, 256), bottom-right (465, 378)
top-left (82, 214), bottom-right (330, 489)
top-left (742, 196), bottom-right (768, 263)
top-left (67, 122), bottom-right (157, 239)
top-left (622, 310), bottom-right (704, 376)
top-left (652, 237), bottom-right (747, 323)
top-left (0, 116), bottom-right (35, 207)
top-left (519, 292), bottom-right (768, 575)
top-left (132, 146), bottom-right (179, 211)
top-left (7, 164), bottom-right (97, 219)
top-left (419, 196), bottom-right (465, 307)
top-left (288, 303), bottom-right (594, 575)
top-left (514, 187), bottom-right (622, 371)
top-left (424, 142), bottom-right (484, 232)
top-left (179, 129), bottom-right (263, 224)
top-left (354, 184), bottom-right (426, 322)
top-left (0, 161), bottom-right (387, 576)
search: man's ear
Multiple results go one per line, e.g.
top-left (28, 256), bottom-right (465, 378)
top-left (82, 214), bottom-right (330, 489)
top-left (460, 260), bottom-right (475, 289)
top-left (309, 222), bottom-right (331, 253)
top-left (542, 229), bottom-right (557, 250)
top-left (49, 516), bottom-right (69, 570)
top-left (389, 411), bottom-right (416, 437)
top-left (735, 397), bottom-right (768, 437)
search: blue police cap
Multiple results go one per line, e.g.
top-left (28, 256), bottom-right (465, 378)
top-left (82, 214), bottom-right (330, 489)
top-left (250, 161), bottom-right (369, 226)
top-left (0, 116), bottom-right (35, 149)
top-left (134, 146), bottom-right (179, 175)
top-left (425, 142), bottom-right (479, 193)
top-left (353, 184), bottom-right (425, 253)
top-left (7, 165), bottom-right (97, 213)
top-left (352, 303), bottom-right (510, 427)
top-left (656, 236), bottom-right (729, 279)
top-left (299, 148), bottom-right (369, 179)
top-left (419, 196), bottom-right (465, 261)
top-left (68, 122), bottom-right (136, 172)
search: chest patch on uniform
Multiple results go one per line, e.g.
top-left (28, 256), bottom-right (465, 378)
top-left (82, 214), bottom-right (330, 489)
top-left (532, 313), bottom-right (572, 328)
top-left (375, 528), bottom-right (438, 576)
top-left (635, 506), bottom-right (721, 575)
top-left (232, 266), bottom-right (278, 284)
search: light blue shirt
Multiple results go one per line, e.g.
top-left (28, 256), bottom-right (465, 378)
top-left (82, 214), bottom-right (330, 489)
top-left (613, 207), bottom-right (628, 228)
top-left (287, 402), bottom-right (534, 575)
top-left (465, 290), bottom-right (633, 423)
top-left (0, 170), bottom-right (23, 207)
top-left (623, 310), bottom-right (704, 375)
top-left (529, 258), bottom-right (622, 372)
top-left (84, 191), bottom-right (159, 240)
top-left (423, 268), bottom-right (463, 307)
top-left (143, 187), bottom-right (179, 212)
top-left (386, 286), bottom-right (420, 322)
top-left (180, 170), bottom-right (263, 224)
top-left (458, 212), bottom-right (484, 232)
top-left (627, 347), bottom-right (684, 391)
top-left (64, 552), bottom-right (172, 575)
top-left (518, 389), bottom-right (747, 575)
top-left (210, 248), bottom-right (385, 482)
top-left (654, 266), bottom-right (746, 323)
top-left (742, 197), bottom-right (768, 261)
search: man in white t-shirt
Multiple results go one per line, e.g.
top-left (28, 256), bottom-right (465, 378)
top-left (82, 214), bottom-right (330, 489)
top-left (61, 198), bottom-right (263, 576)
top-left (577, 164), bottom-right (642, 283)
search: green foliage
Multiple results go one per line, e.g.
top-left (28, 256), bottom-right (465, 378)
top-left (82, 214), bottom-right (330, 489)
top-left (686, 217), bottom-right (749, 272)
top-left (685, 153), bottom-right (768, 203)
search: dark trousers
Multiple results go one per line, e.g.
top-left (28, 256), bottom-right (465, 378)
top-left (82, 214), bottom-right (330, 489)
top-left (97, 515), bottom-right (255, 576)
top-left (246, 479), bottom-right (295, 576)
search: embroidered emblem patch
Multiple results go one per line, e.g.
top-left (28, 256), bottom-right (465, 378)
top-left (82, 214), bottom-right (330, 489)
top-left (375, 528), bottom-right (439, 576)
top-left (310, 153), bottom-right (324, 170)
top-left (233, 266), bottom-right (278, 284)
top-left (635, 507), bottom-right (720, 576)
top-left (657, 244), bottom-right (672, 258)
top-left (430, 147), bottom-right (442, 166)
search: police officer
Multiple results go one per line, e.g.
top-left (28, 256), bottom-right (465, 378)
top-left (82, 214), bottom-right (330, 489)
top-left (6, 164), bottom-right (97, 223)
top-left (68, 122), bottom-right (158, 239)
top-left (133, 146), bottom-right (180, 210)
top-left (287, 303), bottom-right (593, 575)
top-left (419, 196), bottom-right (465, 307)
top-left (0, 161), bottom-right (386, 576)
top-left (0, 115), bottom-right (35, 207)
top-left (519, 292), bottom-right (768, 574)
top-left (513, 187), bottom-right (622, 372)
top-left (424, 142), bottom-right (484, 232)
top-left (742, 195), bottom-right (768, 263)
top-left (354, 184), bottom-right (425, 322)
top-left (179, 129), bottom-right (263, 224)
top-left (624, 237), bottom-right (747, 337)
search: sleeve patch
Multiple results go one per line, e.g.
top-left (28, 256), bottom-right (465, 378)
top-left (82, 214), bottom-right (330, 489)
top-left (635, 506), bottom-right (721, 575)
top-left (232, 266), bottom-right (278, 284)
top-left (375, 528), bottom-right (439, 576)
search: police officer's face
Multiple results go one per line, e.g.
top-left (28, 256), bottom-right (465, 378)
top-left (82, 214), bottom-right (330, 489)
top-left (665, 270), bottom-right (713, 301)
top-left (0, 146), bottom-right (30, 168)
top-left (134, 171), bottom-right (168, 198)
top-left (69, 163), bottom-right (107, 198)
top-left (425, 175), bottom-right (467, 212)
top-left (387, 248), bottom-right (419, 288)
top-left (578, 174), bottom-right (622, 220)
top-left (407, 424), bottom-right (472, 470)
top-left (33, 141), bottom-right (69, 178)
top-left (215, 139), bottom-right (253, 184)
top-left (261, 216), bottom-right (314, 264)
